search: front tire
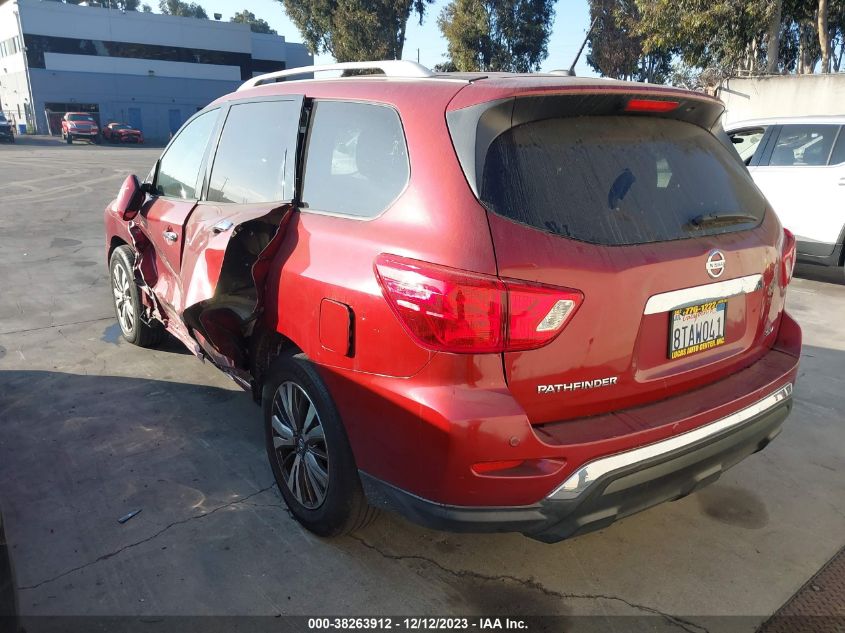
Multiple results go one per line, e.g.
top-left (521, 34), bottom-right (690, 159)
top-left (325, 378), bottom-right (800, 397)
top-left (109, 245), bottom-right (164, 347)
top-left (262, 352), bottom-right (377, 537)
top-left (65, 134), bottom-right (72, 145)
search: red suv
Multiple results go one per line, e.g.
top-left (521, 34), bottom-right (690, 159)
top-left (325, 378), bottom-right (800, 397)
top-left (104, 61), bottom-right (800, 542)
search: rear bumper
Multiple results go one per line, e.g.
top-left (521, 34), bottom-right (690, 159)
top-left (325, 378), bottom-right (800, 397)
top-left (362, 383), bottom-right (792, 542)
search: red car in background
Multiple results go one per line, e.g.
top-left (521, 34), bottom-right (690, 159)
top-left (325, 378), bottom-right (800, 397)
top-left (61, 112), bottom-right (99, 144)
top-left (103, 122), bottom-right (144, 144)
top-left (102, 61), bottom-right (800, 543)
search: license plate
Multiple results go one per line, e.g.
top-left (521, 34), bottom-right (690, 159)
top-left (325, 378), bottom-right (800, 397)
top-left (668, 299), bottom-right (727, 360)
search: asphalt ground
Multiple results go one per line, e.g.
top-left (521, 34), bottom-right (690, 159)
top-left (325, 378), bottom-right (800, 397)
top-left (0, 135), bottom-right (844, 633)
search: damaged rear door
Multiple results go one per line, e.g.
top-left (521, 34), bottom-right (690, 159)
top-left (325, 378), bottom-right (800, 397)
top-left (177, 96), bottom-right (304, 379)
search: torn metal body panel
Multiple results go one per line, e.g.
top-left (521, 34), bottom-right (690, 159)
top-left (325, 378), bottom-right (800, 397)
top-left (124, 198), bottom-right (292, 384)
top-left (179, 204), bottom-right (293, 381)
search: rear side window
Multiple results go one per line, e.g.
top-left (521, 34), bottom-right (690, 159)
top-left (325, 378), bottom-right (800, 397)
top-left (208, 100), bottom-right (301, 204)
top-left (301, 101), bottom-right (409, 218)
top-left (480, 116), bottom-right (766, 246)
top-left (157, 109), bottom-right (217, 199)
top-left (767, 124), bottom-right (838, 167)
top-left (828, 127), bottom-right (845, 165)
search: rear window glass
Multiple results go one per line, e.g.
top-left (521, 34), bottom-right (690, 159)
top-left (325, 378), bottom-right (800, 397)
top-left (480, 116), bottom-right (766, 246)
top-left (830, 127), bottom-right (845, 165)
top-left (301, 101), bottom-right (409, 218)
top-left (767, 124), bottom-right (838, 167)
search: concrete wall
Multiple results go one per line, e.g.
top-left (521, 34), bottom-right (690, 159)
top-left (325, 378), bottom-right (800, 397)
top-left (251, 32), bottom-right (288, 64)
top-left (285, 43), bottom-right (315, 71)
top-left (717, 74), bottom-right (845, 126)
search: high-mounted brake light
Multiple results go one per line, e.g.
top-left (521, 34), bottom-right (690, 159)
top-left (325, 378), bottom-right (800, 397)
top-left (780, 228), bottom-right (796, 287)
top-left (374, 254), bottom-right (583, 354)
top-left (625, 98), bottom-right (680, 113)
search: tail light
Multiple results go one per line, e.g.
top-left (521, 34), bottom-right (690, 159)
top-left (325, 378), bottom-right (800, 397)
top-left (780, 228), bottom-right (796, 287)
top-left (624, 98), bottom-right (679, 113)
top-left (374, 254), bottom-right (583, 354)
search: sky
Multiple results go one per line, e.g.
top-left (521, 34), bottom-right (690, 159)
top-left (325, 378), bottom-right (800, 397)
top-left (196, 0), bottom-right (598, 76)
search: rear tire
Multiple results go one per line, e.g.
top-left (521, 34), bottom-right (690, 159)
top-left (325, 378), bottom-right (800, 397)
top-left (262, 352), bottom-right (378, 537)
top-left (109, 245), bottom-right (164, 347)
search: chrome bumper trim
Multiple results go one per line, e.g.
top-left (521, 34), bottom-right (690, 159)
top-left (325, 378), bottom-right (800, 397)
top-left (643, 274), bottom-right (763, 314)
top-left (546, 383), bottom-right (793, 501)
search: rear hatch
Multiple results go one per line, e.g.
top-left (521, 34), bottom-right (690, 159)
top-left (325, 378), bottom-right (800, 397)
top-left (447, 87), bottom-right (785, 424)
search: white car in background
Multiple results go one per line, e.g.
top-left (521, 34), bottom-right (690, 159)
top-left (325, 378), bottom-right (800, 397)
top-left (727, 116), bottom-right (845, 273)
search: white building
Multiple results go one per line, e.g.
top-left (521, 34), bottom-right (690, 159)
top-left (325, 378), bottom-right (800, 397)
top-left (0, 0), bottom-right (312, 141)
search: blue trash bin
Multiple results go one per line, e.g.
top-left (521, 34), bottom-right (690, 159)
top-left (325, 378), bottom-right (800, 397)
top-left (17, 123), bottom-right (26, 135)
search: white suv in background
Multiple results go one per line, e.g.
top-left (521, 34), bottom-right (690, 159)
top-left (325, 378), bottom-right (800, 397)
top-left (727, 116), bottom-right (845, 272)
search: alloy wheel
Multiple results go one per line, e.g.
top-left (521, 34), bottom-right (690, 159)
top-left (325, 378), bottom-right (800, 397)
top-left (112, 264), bottom-right (134, 334)
top-left (270, 381), bottom-right (329, 509)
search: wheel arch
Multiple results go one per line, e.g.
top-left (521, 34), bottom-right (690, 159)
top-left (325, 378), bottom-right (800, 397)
top-left (108, 235), bottom-right (129, 260)
top-left (249, 324), bottom-right (302, 404)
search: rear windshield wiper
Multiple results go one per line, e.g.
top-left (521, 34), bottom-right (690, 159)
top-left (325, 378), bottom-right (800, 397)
top-left (686, 212), bottom-right (759, 230)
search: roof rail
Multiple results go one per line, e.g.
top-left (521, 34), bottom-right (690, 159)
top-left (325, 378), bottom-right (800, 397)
top-left (238, 60), bottom-right (435, 91)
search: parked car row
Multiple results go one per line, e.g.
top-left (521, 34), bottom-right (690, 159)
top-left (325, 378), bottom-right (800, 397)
top-left (60, 112), bottom-right (143, 145)
top-left (104, 61), bottom-right (800, 543)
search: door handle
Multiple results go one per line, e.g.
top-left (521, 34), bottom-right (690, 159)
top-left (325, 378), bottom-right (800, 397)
top-left (163, 230), bottom-right (178, 243)
top-left (212, 219), bottom-right (234, 234)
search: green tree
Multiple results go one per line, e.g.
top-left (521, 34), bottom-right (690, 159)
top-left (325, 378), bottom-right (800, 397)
top-left (231, 9), bottom-right (278, 34)
top-left (779, 0), bottom-right (845, 73)
top-left (142, 2), bottom-right (152, 10)
top-left (158, 0), bottom-right (207, 18)
top-left (437, 0), bottom-right (555, 72)
top-left (831, 0), bottom-right (845, 69)
top-left (634, 0), bottom-right (845, 76)
top-left (587, 0), bottom-right (672, 82)
top-left (279, 0), bottom-right (434, 62)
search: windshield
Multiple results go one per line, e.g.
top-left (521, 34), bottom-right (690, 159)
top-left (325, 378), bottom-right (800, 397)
top-left (68, 114), bottom-right (95, 122)
top-left (479, 116), bottom-right (766, 246)
top-left (112, 124), bottom-right (131, 130)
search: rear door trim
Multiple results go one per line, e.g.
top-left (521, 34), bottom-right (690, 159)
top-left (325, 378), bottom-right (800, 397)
top-left (643, 274), bottom-right (763, 314)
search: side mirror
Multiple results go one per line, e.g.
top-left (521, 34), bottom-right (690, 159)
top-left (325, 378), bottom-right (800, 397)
top-left (114, 174), bottom-right (147, 221)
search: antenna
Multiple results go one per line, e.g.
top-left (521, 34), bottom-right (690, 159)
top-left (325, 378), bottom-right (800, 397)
top-left (567, 16), bottom-right (599, 77)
